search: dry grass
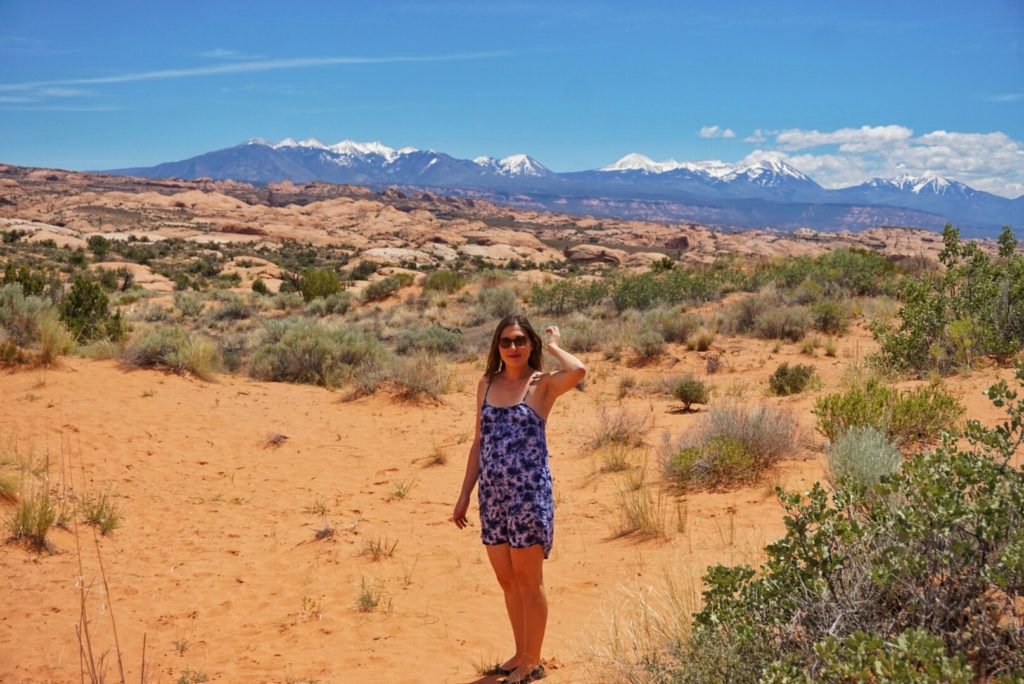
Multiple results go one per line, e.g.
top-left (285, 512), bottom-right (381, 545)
top-left (587, 405), bottom-right (654, 450)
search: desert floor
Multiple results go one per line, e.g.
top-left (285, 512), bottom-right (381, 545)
top-left (0, 323), bottom-right (1012, 683)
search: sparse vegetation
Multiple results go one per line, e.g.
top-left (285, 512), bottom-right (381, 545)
top-left (768, 362), bottom-right (817, 396)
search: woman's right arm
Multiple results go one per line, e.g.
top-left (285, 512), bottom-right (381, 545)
top-left (452, 375), bottom-right (488, 528)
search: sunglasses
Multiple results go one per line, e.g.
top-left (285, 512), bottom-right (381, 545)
top-left (498, 335), bottom-right (530, 349)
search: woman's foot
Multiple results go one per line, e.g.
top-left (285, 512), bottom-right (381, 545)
top-left (500, 663), bottom-right (545, 683)
top-left (482, 658), bottom-right (518, 676)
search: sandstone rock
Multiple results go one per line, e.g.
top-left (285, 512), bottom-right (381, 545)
top-left (564, 244), bottom-right (627, 266)
top-left (625, 252), bottom-right (673, 268)
top-left (361, 247), bottom-right (436, 266)
top-left (90, 262), bottom-right (176, 293)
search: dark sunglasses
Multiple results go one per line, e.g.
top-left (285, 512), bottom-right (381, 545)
top-left (498, 335), bottom-right (530, 349)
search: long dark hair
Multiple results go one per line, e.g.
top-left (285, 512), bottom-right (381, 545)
top-left (484, 314), bottom-right (544, 376)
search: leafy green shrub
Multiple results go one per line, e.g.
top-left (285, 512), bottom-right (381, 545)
top-left (251, 277), bottom-right (270, 295)
top-left (60, 276), bottom-right (126, 342)
top-left (810, 299), bottom-right (852, 335)
top-left (423, 270), bottom-right (466, 294)
top-left (814, 379), bottom-right (964, 446)
top-left (87, 234), bottom-right (111, 259)
top-left (531, 278), bottom-right (608, 314)
top-left (121, 326), bottom-right (219, 380)
top-left (249, 319), bottom-right (389, 387)
top-left (363, 273), bottom-right (414, 302)
top-left (648, 372), bottom-right (1024, 681)
top-left (754, 304), bottom-right (812, 342)
top-left (873, 225), bottom-right (1024, 374)
top-left (393, 324), bottom-right (462, 355)
top-left (300, 267), bottom-right (343, 302)
top-left (718, 294), bottom-right (776, 335)
top-left (768, 362), bottom-right (817, 396)
top-left (2, 263), bottom-right (60, 299)
top-left (303, 291), bottom-right (352, 317)
top-left (662, 403), bottom-right (797, 491)
top-left (672, 375), bottom-right (710, 410)
top-left (476, 285), bottom-right (519, 318)
top-left (825, 425), bottom-right (902, 490)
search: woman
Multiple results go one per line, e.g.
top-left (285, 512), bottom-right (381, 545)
top-left (452, 314), bottom-right (586, 684)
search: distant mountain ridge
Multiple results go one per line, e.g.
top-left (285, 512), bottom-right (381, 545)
top-left (107, 138), bottom-right (1024, 237)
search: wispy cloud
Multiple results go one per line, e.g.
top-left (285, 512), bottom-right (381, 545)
top-left (741, 124), bottom-right (1024, 198)
top-left (699, 125), bottom-right (735, 139)
top-left (0, 51), bottom-right (515, 93)
top-left (986, 93), bottom-right (1024, 103)
top-left (199, 48), bottom-right (265, 61)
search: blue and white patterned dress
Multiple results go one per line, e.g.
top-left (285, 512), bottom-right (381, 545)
top-left (478, 374), bottom-right (554, 558)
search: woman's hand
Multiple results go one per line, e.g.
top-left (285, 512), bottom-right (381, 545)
top-left (543, 325), bottom-right (561, 350)
top-left (452, 496), bottom-right (470, 529)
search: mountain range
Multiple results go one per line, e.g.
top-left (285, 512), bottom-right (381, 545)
top-left (108, 138), bottom-right (1024, 237)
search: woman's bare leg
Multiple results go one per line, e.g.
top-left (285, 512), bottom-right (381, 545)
top-left (486, 544), bottom-right (525, 670)
top-left (507, 545), bottom-right (547, 679)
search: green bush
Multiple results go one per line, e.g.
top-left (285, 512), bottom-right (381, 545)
top-left (174, 292), bottom-right (205, 317)
top-left (873, 225), bottom-right (1024, 374)
top-left (476, 285), bottom-right (519, 318)
top-left (754, 304), bottom-right (812, 342)
top-left (121, 326), bottom-right (219, 380)
top-left (662, 403), bottom-right (797, 491)
top-left (87, 235), bottom-right (111, 259)
top-left (300, 267), bottom-right (343, 302)
top-left (213, 294), bottom-right (256, 321)
top-left (8, 489), bottom-right (57, 551)
top-left (825, 425), bottom-right (902, 490)
top-left (249, 319), bottom-right (389, 387)
top-left (363, 273), bottom-right (414, 302)
top-left (0, 283), bottom-right (58, 347)
top-left (718, 294), bottom-right (776, 335)
top-left (814, 379), bottom-right (964, 446)
top-left (423, 270), bottom-right (466, 294)
top-left (303, 291), bottom-right (352, 317)
top-left (393, 324), bottom-right (462, 355)
top-left (672, 375), bottom-right (710, 410)
top-left (561, 313), bottom-right (600, 352)
top-left (60, 276), bottom-right (126, 342)
top-left (643, 308), bottom-right (703, 344)
top-left (530, 278), bottom-right (608, 314)
top-left (768, 362), bottom-right (817, 396)
top-left (251, 277), bottom-right (270, 295)
top-left (627, 326), bottom-right (665, 362)
top-left (2, 262), bottom-right (60, 299)
top-left (653, 371), bottom-right (1024, 681)
top-left (810, 299), bottom-right (852, 335)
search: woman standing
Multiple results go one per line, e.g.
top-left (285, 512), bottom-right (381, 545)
top-left (452, 314), bottom-right (586, 684)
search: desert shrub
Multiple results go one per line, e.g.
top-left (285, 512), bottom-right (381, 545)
top-left (423, 270), bottom-right (466, 294)
top-left (814, 379), bottom-right (963, 446)
top-left (476, 285), bottom-right (519, 318)
top-left (79, 492), bottom-right (121, 535)
top-left (531, 278), bottom-right (608, 315)
top-left (718, 294), bottom-right (776, 335)
top-left (388, 353), bottom-right (455, 402)
top-left (60, 276), bottom-right (126, 342)
top-left (174, 292), bottom-right (205, 317)
top-left (271, 291), bottom-right (304, 311)
top-left (300, 267), bottom-right (343, 302)
top-left (874, 225), bottom-right (1024, 374)
top-left (810, 299), bottom-right (852, 335)
top-left (0, 339), bottom-right (25, 365)
top-left (662, 403), bottom-right (797, 491)
top-left (0, 283), bottom-right (60, 347)
top-left (37, 316), bottom-right (74, 365)
top-left (588, 406), bottom-right (653, 449)
top-left (249, 319), bottom-right (389, 387)
top-left (561, 314), bottom-right (600, 352)
top-left (121, 325), bottom-right (219, 380)
top-left (628, 325), bottom-right (665, 362)
top-left (685, 327), bottom-right (714, 351)
top-left (363, 273), bottom-right (413, 302)
top-left (672, 375), bottom-right (710, 410)
top-left (643, 308), bottom-right (703, 344)
top-left (642, 373), bottom-right (1024, 681)
top-left (137, 303), bottom-right (169, 322)
top-left (95, 267), bottom-right (120, 291)
top-left (251, 277), bottom-right (270, 295)
top-left (218, 334), bottom-right (247, 373)
top-left (87, 234), bottom-right (111, 259)
top-left (393, 324), bottom-right (462, 355)
top-left (303, 291), bottom-right (352, 317)
top-left (754, 304), bottom-right (812, 342)
top-left (3, 262), bottom-right (60, 298)
top-left (768, 362), bottom-right (817, 396)
top-left (825, 425), bottom-right (902, 490)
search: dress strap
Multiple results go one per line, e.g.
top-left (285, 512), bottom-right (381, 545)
top-left (483, 376), bottom-right (493, 402)
top-left (517, 372), bottom-right (541, 405)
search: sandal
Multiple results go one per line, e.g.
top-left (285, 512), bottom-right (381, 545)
top-left (500, 664), bottom-right (546, 683)
top-left (482, 664), bottom-right (514, 676)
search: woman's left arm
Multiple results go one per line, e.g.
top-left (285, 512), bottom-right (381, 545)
top-left (542, 325), bottom-right (587, 399)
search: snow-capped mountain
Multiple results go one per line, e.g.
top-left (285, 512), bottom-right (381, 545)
top-left (106, 138), bottom-right (1022, 235)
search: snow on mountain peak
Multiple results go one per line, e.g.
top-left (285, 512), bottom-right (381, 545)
top-left (601, 153), bottom-right (683, 173)
top-left (497, 154), bottom-right (548, 176)
top-left (866, 174), bottom-right (970, 196)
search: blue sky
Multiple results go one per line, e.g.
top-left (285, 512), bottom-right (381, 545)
top-left (1, 1), bottom-right (1022, 196)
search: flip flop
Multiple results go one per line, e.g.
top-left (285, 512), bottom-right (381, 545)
top-left (482, 664), bottom-right (514, 676)
top-left (500, 664), bottom-right (545, 683)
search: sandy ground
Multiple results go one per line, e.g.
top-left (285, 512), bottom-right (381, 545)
top-left (0, 326), bottom-right (1014, 683)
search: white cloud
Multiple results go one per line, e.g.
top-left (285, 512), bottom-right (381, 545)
top-left (744, 124), bottom-right (1024, 198)
top-left (987, 93), bottom-right (1023, 103)
top-left (700, 125), bottom-right (736, 139)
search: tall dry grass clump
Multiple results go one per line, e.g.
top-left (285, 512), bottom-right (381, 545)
top-left (121, 325), bottom-right (219, 381)
top-left (588, 405), bottom-right (654, 449)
